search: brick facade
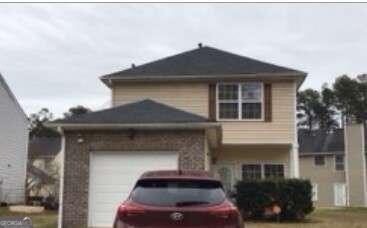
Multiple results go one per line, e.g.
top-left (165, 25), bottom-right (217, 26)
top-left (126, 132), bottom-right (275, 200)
top-left (62, 129), bottom-right (206, 228)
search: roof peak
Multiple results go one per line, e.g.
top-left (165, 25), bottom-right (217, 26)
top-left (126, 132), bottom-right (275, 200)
top-left (101, 45), bottom-right (306, 86)
top-left (0, 73), bottom-right (28, 119)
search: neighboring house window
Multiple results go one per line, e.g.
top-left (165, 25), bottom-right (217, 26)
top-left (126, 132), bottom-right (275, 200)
top-left (264, 164), bottom-right (285, 179)
top-left (312, 183), bottom-right (318, 201)
top-left (314, 155), bottom-right (325, 166)
top-left (218, 82), bottom-right (263, 120)
top-left (242, 164), bottom-right (262, 180)
top-left (335, 154), bottom-right (345, 171)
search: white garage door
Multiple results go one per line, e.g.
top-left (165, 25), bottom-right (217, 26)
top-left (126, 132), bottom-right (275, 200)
top-left (88, 151), bottom-right (178, 227)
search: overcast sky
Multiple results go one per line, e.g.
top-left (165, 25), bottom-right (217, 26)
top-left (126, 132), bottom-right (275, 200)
top-left (1, 3), bottom-right (367, 117)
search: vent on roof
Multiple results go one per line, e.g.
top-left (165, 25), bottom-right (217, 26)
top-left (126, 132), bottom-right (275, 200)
top-left (198, 43), bottom-right (203, 48)
top-left (131, 63), bottom-right (136, 69)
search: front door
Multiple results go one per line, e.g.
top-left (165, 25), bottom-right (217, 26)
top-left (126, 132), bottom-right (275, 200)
top-left (216, 164), bottom-right (234, 193)
top-left (334, 183), bottom-right (347, 206)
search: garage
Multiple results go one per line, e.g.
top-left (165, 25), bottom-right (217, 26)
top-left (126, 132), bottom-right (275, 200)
top-left (51, 100), bottom-right (220, 227)
top-left (88, 151), bottom-right (179, 227)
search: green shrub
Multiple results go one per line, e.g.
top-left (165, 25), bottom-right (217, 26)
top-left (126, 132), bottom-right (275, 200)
top-left (234, 179), bottom-right (314, 220)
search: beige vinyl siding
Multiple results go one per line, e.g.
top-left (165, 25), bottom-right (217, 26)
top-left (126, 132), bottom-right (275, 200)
top-left (221, 82), bottom-right (295, 144)
top-left (113, 82), bottom-right (208, 117)
top-left (345, 123), bottom-right (367, 206)
top-left (300, 155), bottom-right (346, 207)
top-left (215, 145), bottom-right (290, 182)
top-left (113, 81), bottom-right (296, 145)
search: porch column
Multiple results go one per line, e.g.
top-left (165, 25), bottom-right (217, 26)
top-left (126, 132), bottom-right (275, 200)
top-left (290, 81), bottom-right (300, 178)
top-left (289, 144), bottom-right (300, 178)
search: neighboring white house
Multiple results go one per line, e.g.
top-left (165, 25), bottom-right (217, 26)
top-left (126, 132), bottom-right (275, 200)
top-left (0, 73), bottom-right (29, 204)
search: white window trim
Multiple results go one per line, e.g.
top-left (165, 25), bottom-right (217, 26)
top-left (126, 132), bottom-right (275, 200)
top-left (312, 183), bottom-right (318, 202)
top-left (216, 82), bottom-right (264, 121)
top-left (241, 163), bottom-right (285, 180)
top-left (334, 154), bottom-right (345, 172)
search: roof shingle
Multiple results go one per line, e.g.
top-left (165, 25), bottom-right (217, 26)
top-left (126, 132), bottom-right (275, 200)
top-left (298, 129), bottom-right (345, 155)
top-left (101, 46), bottom-right (306, 82)
top-left (298, 128), bottom-right (367, 155)
top-left (53, 99), bottom-right (209, 124)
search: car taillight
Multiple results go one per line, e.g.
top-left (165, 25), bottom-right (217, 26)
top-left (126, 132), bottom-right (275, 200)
top-left (210, 205), bottom-right (238, 220)
top-left (117, 204), bottom-right (145, 219)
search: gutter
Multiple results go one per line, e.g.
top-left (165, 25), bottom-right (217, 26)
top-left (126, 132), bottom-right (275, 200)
top-left (46, 122), bottom-right (222, 130)
top-left (57, 127), bottom-right (65, 228)
top-left (299, 151), bottom-right (345, 157)
top-left (100, 72), bottom-right (307, 88)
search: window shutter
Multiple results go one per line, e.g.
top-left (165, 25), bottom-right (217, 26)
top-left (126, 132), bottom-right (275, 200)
top-left (209, 84), bottom-right (217, 121)
top-left (264, 83), bottom-right (272, 122)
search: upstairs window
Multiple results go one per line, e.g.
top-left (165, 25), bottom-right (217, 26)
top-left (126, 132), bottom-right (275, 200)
top-left (335, 154), bottom-right (345, 171)
top-left (218, 83), bottom-right (263, 120)
top-left (241, 83), bottom-right (262, 119)
top-left (314, 155), bottom-right (325, 166)
top-left (218, 84), bottom-right (239, 119)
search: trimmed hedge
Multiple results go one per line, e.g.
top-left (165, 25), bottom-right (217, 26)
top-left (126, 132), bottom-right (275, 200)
top-left (234, 179), bottom-right (314, 220)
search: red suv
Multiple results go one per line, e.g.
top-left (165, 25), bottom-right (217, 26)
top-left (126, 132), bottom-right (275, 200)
top-left (113, 170), bottom-right (243, 228)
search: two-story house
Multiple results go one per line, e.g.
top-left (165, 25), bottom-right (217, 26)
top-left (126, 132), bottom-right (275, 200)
top-left (299, 123), bottom-right (367, 208)
top-left (49, 45), bottom-right (307, 228)
top-left (0, 73), bottom-right (29, 204)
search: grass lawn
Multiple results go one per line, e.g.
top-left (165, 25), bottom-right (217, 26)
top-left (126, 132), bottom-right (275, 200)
top-left (0, 207), bottom-right (57, 228)
top-left (246, 207), bottom-right (367, 228)
top-left (1, 207), bottom-right (367, 228)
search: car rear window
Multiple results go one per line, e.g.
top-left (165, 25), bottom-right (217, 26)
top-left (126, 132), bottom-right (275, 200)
top-left (131, 179), bottom-right (225, 207)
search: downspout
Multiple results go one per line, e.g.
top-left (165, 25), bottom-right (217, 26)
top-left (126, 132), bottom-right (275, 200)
top-left (292, 81), bottom-right (300, 178)
top-left (344, 123), bottom-right (350, 206)
top-left (57, 127), bottom-right (65, 228)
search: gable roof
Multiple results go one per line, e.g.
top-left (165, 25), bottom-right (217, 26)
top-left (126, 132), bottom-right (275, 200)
top-left (101, 46), bottom-right (306, 86)
top-left (298, 129), bottom-right (345, 155)
top-left (0, 73), bottom-right (27, 119)
top-left (51, 99), bottom-right (209, 125)
top-left (298, 128), bottom-right (367, 155)
top-left (28, 136), bottom-right (61, 158)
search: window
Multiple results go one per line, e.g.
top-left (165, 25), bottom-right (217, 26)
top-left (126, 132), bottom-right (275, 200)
top-left (242, 164), bottom-right (262, 180)
top-left (241, 83), bottom-right (262, 119)
top-left (131, 179), bottom-right (225, 207)
top-left (264, 164), bottom-right (285, 179)
top-left (335, 155), bottom-right (345, 171)
top-left (312, 183), bottom-right (318, 201)
top-left (218, 84), bottom-right (239, 119)
top-left (314, 155), bottom-right (325, 166)
top-left (218, 83), bottom-right (263, 120)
